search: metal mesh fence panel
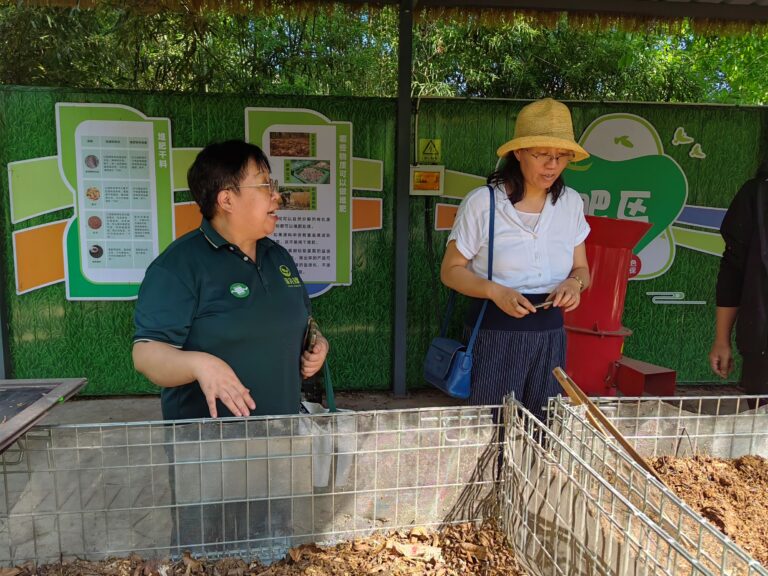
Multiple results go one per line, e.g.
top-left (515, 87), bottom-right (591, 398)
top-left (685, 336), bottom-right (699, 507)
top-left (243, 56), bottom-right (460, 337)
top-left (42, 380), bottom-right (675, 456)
top-left (502, 397), bottom-right (714, 576)
top-left (0, 398), bottom-right (749, 574)
top-left (0, 406), bottom-right (501, 564)
top-left (548, 395), bottom-right (768, 576)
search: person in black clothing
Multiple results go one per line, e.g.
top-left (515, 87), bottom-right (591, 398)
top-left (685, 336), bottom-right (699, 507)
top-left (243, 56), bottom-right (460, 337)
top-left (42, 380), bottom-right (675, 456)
top-left (710, 163), bottom-right (768, 406)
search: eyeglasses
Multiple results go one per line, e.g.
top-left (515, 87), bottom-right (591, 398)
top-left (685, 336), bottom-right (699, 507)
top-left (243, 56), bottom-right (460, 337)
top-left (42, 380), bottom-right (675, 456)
top-left (233, 178), bottom-right (279, 196)
top-left (526, 150), bottom-right (575, 165)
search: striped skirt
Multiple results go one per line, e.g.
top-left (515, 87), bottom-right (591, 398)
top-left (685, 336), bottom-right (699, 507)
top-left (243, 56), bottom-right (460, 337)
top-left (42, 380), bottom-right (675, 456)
top-left (464, 297), bottom-right (566, 422)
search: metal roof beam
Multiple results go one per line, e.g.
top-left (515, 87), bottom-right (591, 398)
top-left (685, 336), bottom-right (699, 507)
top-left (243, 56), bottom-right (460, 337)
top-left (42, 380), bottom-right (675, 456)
top-left (346, 0), bottom-right (768, 23)
top-left (424, 0), bottom-right (768, 22)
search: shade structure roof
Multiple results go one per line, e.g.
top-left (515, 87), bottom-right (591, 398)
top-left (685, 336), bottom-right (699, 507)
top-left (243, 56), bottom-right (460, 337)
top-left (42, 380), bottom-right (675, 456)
top-left (20, 0), bottom-right (768, 26)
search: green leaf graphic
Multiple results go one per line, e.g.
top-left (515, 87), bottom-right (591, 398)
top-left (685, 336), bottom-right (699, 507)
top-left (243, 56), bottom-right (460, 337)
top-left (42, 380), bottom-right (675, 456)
top-left (565, 154), bottom-right (687, 253)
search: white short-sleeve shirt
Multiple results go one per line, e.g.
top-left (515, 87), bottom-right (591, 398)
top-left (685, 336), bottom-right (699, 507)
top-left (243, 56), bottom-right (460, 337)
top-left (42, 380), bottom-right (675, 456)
top-left (448, 183), bottom-right (590, 294)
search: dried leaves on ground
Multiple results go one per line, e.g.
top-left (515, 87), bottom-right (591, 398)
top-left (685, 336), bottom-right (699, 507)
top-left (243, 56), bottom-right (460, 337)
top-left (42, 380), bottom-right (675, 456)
top-left (651, 454), bottom-right (768, 566)
top-left (4, 521), bottom-right (527, 576)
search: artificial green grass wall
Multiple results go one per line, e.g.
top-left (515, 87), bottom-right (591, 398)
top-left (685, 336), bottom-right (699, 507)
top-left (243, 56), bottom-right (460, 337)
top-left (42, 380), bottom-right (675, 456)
top-left (1, 87), bottom-right (765, 394)
top-left (411, 99), bottom-right (768, 385)
top-left (0, 87), bottom-right (395, 394)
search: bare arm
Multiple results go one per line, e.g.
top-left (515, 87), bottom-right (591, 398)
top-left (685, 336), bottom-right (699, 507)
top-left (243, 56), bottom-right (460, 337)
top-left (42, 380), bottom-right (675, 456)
top-left (709, 306), bottom-right (738, 378)
top-left (568, 242), bottom-right (590, 292)
top-left (133, 340), bottom-right (201, 387)
top-left (440, 240), bottom-right (536, 317)
top-left (132, 341), bottom-right (255, 418)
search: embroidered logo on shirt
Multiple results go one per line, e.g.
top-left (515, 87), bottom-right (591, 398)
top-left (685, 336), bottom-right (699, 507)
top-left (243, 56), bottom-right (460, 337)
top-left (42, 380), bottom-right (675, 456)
top-left (279, 265), bottom-right (301, 287)
top-left (229, 283), bottom-right (250, 298)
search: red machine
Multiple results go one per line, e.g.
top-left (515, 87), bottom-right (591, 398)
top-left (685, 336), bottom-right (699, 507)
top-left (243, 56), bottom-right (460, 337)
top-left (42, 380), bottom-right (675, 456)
top-left (564, 215), bottom-right (675, 396)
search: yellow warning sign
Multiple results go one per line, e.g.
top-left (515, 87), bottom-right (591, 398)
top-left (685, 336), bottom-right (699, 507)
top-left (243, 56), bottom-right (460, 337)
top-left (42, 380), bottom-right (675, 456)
top-left (418, 139), bottom-right (442, 164)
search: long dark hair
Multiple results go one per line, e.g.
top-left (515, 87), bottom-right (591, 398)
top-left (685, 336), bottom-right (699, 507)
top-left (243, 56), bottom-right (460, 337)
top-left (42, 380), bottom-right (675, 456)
top-left (487, 151), bottom-right (566, 206)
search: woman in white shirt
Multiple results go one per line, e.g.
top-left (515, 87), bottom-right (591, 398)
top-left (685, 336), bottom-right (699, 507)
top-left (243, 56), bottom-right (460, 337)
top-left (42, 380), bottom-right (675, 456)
top-left (441, 98), bottom-right (591, 421)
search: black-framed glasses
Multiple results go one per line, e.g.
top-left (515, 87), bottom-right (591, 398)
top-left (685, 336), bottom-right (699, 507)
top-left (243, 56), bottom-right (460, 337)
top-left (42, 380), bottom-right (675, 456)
top-left (234, 178), bottom-right (279, 195)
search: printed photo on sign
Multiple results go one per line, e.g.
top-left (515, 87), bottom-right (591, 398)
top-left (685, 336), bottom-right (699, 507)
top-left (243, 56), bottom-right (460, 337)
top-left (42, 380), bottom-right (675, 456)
top-left (279, 186), bottom-right (317, 211)
top-left (84, 185), bottom-right (101, 204)
top-left (85, 213), bottom-right (104, 240)
top-left (269, 131), bottom-right (316, 157)
top-left (84, 154), bottom-right (100, 169)
top-left (284, 159), bottom-right (331, 185)
top-left (410, 165), bottom-right (444, 196)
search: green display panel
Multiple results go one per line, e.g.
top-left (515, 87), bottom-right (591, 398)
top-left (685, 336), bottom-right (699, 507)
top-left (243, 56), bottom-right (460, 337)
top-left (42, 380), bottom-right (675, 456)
top-left (2, 87), bottom-right (766, 395)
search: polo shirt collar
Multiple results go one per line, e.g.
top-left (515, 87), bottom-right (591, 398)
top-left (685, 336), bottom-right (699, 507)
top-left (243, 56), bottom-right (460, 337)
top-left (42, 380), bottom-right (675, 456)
top-left (199, 218), bottom-right (277, 254)
top-left (199, 218), bottom-right (228, 249)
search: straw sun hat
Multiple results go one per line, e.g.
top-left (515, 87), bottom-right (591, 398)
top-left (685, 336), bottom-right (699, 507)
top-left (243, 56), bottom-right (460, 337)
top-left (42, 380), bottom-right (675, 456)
top-left (496, 98), bottom-right (589, 162)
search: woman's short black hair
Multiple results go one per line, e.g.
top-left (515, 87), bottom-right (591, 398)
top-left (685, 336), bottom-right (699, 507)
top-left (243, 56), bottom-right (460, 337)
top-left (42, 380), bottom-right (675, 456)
top-left (188, 140), bottom-right (271, 220)
top-left (487, 151), bottom-right (566, 205)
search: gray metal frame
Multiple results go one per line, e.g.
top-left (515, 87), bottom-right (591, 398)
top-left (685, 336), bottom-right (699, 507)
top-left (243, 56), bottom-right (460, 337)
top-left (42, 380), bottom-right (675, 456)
top-left (0, 268), bottom-right (10, 379)
top-left (392, 0), bottom-right (415, 397)
top-left (0, 379), bottom-right (87, 454)
top-left (548, 394), bottom-right (768, 576)
top-left (0, 406), bottom-right (501, 565)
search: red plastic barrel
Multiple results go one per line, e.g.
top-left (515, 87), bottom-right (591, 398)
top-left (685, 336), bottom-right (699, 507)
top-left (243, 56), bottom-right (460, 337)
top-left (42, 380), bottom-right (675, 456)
top-left (564, 327), bottom-right (632, 396)
top-left (564, 216), bottom-right (651, 395)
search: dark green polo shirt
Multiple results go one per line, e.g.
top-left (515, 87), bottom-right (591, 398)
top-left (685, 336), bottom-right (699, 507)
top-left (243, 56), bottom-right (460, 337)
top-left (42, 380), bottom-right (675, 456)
top-left (133, 218), bottom-right (310, 420)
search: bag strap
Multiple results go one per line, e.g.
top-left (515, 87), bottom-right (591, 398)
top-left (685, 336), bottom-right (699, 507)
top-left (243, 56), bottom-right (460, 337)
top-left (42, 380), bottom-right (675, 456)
top-left (466, 185), bottom-right (495, 354)
top-left (438, 292), bottom-right (456, 337)
top-left (324, 362), bottom-right (337, 412)
top-left (439, 185), bottom-right (496, 349)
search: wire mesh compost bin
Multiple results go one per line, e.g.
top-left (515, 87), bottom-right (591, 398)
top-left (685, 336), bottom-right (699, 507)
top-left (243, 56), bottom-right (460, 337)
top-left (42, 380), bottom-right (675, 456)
top-left (502, 398), bottom-right (716, 576)
top-left (0, 407), bottom-right (502, 565)
top-left (548, 395), bottom-right (768, 576)
top-left (0, 402), bottom-right (724, 574)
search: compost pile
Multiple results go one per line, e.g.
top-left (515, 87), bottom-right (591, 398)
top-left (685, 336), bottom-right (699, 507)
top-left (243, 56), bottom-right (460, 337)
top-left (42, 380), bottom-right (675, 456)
top-left (651, 454), bottom-right (768, 566)
top-left (1, 521), bottom-right (526, 576)
top-left (270, 137), bottom-right (309, 157)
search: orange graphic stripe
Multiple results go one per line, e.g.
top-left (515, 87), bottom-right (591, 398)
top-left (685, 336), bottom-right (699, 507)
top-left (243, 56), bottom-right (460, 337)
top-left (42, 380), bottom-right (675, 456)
top-left (435, 204), bottom-right (458, 230)
top-left (174, 203), bottom-right (202, 238)
top-left (13, 222), bottom-right (67, 293)
top-left (12, 198), bottom-right (386, 294)
top-left (352, 198), bottom-right (382, 231)
top-left (174, 198), bottom-right (383, 238)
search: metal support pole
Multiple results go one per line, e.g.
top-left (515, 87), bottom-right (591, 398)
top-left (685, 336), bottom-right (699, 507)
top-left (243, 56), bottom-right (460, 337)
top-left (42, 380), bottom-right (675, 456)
top-left (0, 268), bottom-right (11, 378)
top-left (392, 0), bottom-right (413, 397)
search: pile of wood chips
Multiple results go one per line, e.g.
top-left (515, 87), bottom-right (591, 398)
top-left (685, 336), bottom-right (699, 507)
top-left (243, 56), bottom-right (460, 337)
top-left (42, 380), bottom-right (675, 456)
top-left (651, 454), bottom-right (768, 567)
top-left (0, 521), bottom-right (527, 576)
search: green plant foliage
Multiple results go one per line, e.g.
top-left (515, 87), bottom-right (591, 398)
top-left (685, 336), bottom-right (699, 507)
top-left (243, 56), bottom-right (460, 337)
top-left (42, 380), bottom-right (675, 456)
top-left (0, 4), bottom-right (399, 96)
top-left (2, 5), bottom-right (768, 104)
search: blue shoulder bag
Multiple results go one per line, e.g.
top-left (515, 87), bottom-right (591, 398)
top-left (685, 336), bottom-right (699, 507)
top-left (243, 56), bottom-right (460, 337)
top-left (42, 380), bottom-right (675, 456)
top-left (423, 185), bottom-right (495, 399)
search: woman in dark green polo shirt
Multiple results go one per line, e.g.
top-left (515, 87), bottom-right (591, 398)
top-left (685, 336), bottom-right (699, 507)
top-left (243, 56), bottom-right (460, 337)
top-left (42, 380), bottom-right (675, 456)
top-left (132, 140), bottom-right (328, 419)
